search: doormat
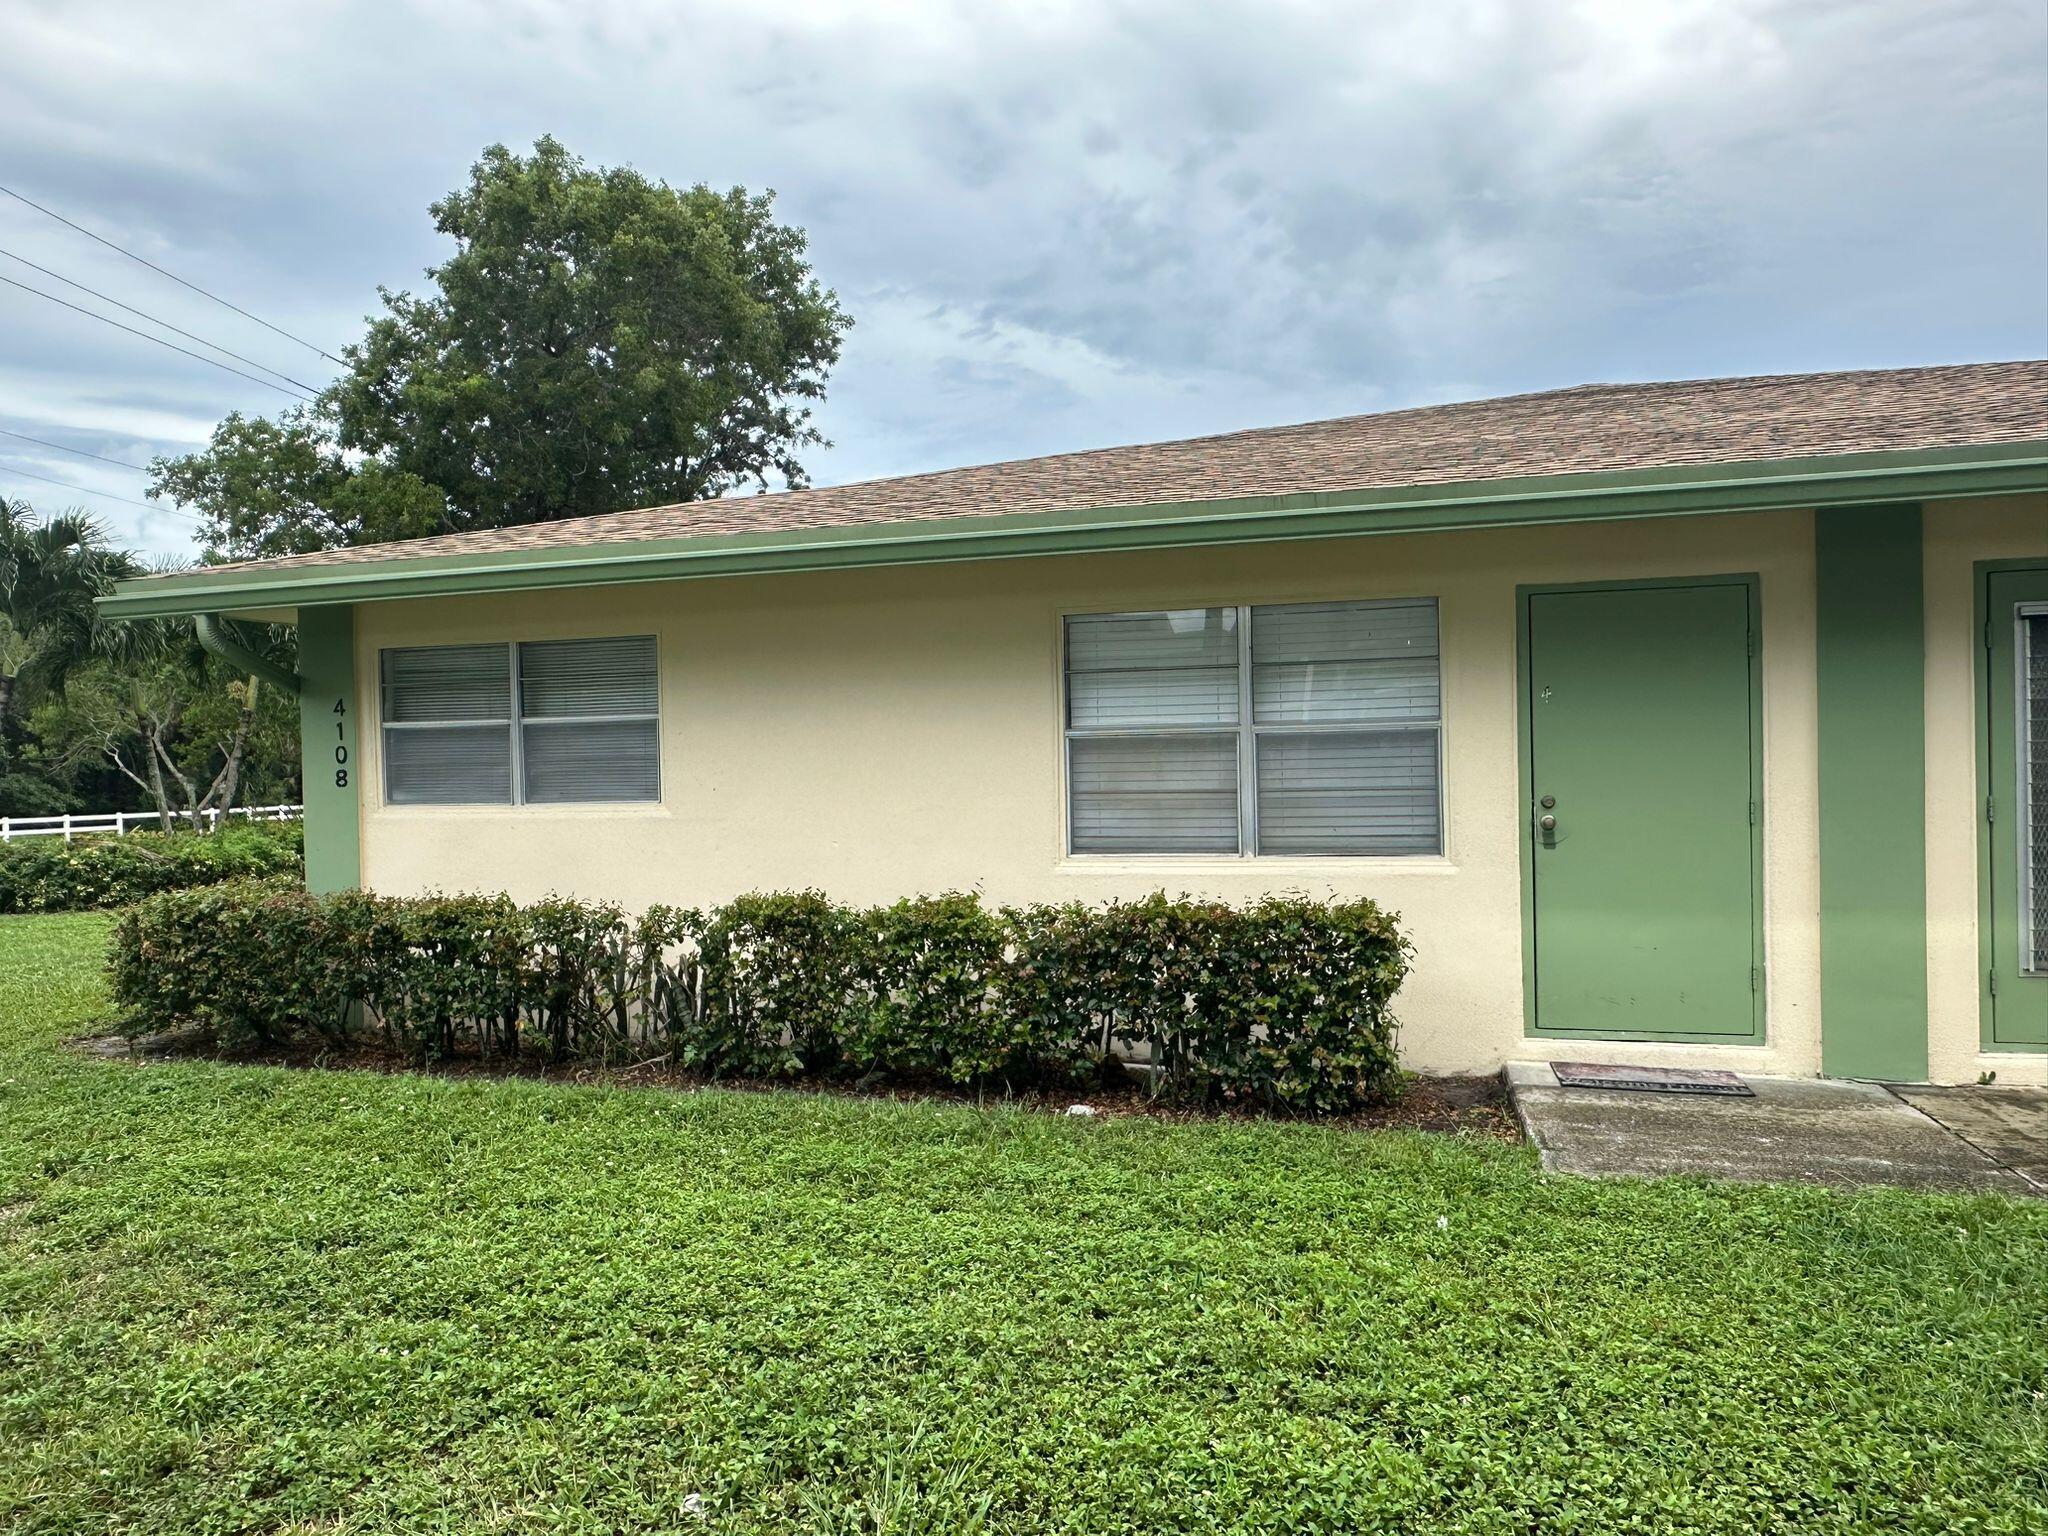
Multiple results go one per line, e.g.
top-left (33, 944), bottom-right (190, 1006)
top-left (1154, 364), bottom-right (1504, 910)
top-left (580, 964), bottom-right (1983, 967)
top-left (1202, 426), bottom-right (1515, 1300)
top-left (1551, 1061), bottom-right (1755, 1096)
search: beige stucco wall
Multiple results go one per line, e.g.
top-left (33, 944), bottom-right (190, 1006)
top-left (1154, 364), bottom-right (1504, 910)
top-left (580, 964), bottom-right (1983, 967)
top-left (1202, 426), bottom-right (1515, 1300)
top-left (1924, 493), bottom-right (2048, 1087)
top-left (350, 505), bottom-right (1844, 1077)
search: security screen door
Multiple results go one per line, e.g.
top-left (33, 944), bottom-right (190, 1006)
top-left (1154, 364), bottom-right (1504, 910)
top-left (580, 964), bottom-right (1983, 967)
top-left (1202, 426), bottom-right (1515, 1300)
top-left (1523, 579), bottom-right (1762, 1040)
top-left (1986, 567), bottom-right (2048, 1047)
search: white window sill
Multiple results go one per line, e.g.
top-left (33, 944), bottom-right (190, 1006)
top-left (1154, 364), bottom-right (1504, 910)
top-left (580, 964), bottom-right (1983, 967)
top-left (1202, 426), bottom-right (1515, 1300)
top-left (371, 802), bottom-right (673, 819)
top-left (1055, 854), bottom-right (1460, 878)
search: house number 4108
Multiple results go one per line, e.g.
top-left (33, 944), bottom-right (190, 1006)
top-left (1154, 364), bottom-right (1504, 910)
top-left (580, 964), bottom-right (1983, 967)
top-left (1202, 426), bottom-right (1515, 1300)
top-left (332, 697), bottom-right (350, 789)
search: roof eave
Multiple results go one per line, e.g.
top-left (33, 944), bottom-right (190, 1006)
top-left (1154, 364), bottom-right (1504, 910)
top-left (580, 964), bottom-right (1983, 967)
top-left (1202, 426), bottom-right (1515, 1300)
top-left (99, 441), bottom-right (2048, 621)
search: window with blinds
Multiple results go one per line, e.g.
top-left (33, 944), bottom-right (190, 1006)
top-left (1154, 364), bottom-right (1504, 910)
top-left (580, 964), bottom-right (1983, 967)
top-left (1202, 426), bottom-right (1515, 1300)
top-left (381, 644), bottom-right (513, 805)
top-left (1065, 609), bottom-right (1241, 852)
top-left (380, 636), bottom-right (660, 805)
top-left (1064, 599), bottom-right (1442, 856)
top-left (519, 636), bottom-right (661, 803)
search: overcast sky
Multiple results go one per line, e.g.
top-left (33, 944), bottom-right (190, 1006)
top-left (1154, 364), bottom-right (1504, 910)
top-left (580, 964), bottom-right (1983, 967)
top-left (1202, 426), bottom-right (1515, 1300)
top-left (2, 0), bottom-right (2044, 559)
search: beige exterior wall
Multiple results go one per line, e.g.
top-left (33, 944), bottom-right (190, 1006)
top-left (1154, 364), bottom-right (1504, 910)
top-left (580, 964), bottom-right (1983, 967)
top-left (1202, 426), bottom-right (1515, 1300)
top-left (351, 505), bottom-right (1850, 1078)
top-left (1924, 493), bottom-right (2048, 1087)
top-left (341, 492), bottom-right (2046, 1079)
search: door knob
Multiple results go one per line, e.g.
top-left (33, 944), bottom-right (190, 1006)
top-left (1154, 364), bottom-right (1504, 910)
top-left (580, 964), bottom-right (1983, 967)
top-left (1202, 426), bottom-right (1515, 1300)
top-left (1538, 814), bottom-right (1557, 832)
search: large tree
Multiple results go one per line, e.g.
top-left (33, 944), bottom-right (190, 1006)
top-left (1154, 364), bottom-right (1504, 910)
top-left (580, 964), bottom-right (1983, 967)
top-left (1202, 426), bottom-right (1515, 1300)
top-left (149, 411), bottom-right (447, 560)
top-left (154, 137), bottom-right (851, 561)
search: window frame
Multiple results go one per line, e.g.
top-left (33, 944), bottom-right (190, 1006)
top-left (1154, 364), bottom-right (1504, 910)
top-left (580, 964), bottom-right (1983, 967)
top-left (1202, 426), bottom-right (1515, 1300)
top-left (1059, 597), bottom-right (1445, 859)
top-left (377, 635), bottom-right (662, 808)
top-left (2018, 600), bottom-right (2047, 977)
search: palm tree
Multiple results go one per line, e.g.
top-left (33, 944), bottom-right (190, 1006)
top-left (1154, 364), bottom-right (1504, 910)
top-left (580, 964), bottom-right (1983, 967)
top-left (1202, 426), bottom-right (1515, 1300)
top-left (0, 498), bottom-right (143, 722)
top-left (5, 503), bottom-right (276, 830)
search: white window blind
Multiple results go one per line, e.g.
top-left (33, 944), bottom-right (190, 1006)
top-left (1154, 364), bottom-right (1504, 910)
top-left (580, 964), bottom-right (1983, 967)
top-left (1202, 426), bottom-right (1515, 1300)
top-left (381, 644), bottom-right (512, 805)
top-left (1252, 599), bottom-right (1441, 855)
top-left (1063, 599), bottom-right (1442, 856)
top-left (380, 636), bottom-right (660, 806)
top-left (1064, 609), bottom-right (1240, 853)
top-left (2024, 610), bottom-right (2047, 973)
top-left (519, 636), bottom-right (661, 804)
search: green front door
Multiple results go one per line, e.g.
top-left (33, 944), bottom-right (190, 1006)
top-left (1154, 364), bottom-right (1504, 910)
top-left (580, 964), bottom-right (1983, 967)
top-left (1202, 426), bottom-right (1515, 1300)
top-left (1985, 566), bottom-right (2048, 1047)
top-left (1523, 579), bottom-right (1762, 1040)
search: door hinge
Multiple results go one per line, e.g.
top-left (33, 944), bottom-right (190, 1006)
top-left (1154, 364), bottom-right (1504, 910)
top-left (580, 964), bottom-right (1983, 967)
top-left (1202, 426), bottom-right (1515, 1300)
top-left (1747, 628), bottom-right (1759, 659)
top-left (1750, 966), bottom-right (1760, 993)
top-left (1987, 793), bottom-right (1995, 825)
top-left (1989, 968), bottom-right (1998, 997)
top-left (1749, 800), bottom-right (1758, 826)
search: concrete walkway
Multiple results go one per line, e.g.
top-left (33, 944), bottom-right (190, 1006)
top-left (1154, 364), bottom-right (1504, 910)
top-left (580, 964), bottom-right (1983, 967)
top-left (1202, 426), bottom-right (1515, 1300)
top-left (1506, 1063), bottom-right (2044, 1195)
top-left (1890, 1085), bottom-right (2048, 1192)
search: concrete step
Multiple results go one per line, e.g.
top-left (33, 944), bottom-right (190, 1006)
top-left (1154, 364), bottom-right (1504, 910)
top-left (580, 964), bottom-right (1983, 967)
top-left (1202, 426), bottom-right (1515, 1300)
top-left (1505, 1061), bottom-right (2041, 1195)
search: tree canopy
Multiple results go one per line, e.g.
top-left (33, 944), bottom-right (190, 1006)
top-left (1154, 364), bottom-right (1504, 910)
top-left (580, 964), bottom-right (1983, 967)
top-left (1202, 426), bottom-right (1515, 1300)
top-left (0, 499), bottom-right (143, 722)
top-left (148, 411), bottom-right (447, 561)
top-left (0, 498), bottom-right (297, 823)
top-left (153, 137), bottom-right (852, 562)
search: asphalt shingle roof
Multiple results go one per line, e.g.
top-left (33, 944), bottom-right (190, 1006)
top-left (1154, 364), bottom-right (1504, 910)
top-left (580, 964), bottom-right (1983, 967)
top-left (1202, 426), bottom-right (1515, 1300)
top-left (195, 360), bottom-right (2048, 577)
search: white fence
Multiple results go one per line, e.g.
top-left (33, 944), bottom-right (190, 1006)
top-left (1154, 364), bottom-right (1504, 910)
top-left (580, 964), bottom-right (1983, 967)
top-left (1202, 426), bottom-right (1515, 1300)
top-left (0, 803), bottom-right (302, 843)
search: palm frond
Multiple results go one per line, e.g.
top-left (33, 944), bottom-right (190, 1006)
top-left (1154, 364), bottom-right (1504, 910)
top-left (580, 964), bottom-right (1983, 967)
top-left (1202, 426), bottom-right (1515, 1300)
top-left (1, 497), bottom-right (151, 713)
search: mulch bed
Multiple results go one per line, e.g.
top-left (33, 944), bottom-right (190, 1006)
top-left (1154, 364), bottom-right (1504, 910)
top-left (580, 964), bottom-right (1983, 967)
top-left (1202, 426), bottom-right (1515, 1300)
top-left (74, 1027), bottom-right (1521, 1140)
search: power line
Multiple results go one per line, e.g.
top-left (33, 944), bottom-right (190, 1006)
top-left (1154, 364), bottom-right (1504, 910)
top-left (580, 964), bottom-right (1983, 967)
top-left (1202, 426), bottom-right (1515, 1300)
top-left (0, 461), bottom-right (200, 520)
top-left (0, 182), bottom-right (344, 365)
top-left (0, 427), bottom-right (151, 473)
top-left (0, 245), bottom-right (322, 394)
top-left (0, 271), bottom-right (316, 401)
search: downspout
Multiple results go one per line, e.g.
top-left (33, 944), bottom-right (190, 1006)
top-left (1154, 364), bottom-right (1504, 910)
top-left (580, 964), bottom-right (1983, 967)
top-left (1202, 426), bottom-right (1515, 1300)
top-left (193, 614), bottom-right (301, 697)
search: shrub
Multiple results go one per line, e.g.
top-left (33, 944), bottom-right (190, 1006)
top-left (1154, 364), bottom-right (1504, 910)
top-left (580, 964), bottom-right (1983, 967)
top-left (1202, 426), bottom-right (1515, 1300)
top-left (371, 894), bottom-right (533, 1062)
top-left (109, 885), bottom-right (1412, 1110)
top-left (525, 897), bottom-right (636, 1064)
top-left (999, 899), bottom-right (1137, 1082)
top-left (995, 893), bottom-right (1407, 1107)
top-left (846, 892), bottom-right (1019, 1082)
top-left (1186, 895), bottom-right (1409, 1113)
top-left (0, 820), bottom-right (302, 914)
top-left (697, 891), bottom-right (858, 1078)
top-left (110, 879), bottom-right (329, 1051)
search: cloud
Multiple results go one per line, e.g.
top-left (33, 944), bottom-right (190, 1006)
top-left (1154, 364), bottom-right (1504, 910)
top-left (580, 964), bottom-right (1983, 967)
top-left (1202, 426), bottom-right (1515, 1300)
top-left (0, 0), bottom-right (2041, 557)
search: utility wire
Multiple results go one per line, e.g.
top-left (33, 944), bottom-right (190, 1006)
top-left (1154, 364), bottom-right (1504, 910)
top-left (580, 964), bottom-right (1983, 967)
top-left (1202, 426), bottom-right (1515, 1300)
top-left (0, 461), bottom-right (200, 520)
top-left (0, 427), bottom-right (151, 472)
top-left (0, 245), bottom-right (322, 395)
top-left (0, 182), bottom-right (344, 365)
top-left (0, 271), bottom-right (316, 401)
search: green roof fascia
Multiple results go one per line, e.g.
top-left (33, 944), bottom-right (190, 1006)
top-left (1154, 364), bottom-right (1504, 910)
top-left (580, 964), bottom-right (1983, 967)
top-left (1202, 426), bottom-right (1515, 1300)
top-left (100, 440), bottom-right (2048, 620)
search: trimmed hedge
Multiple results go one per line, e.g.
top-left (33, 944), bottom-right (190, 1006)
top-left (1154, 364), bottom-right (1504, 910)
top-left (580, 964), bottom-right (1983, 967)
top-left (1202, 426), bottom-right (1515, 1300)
top-left (0, 821), bottom-right (302, 914)
top-left (110, 884), bottom-right (1411, 1111)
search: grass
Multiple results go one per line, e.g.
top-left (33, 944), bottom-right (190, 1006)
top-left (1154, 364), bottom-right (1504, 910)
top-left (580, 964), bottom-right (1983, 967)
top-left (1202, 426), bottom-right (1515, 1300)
top-left (0, 914), bottom-right (2044, 1535)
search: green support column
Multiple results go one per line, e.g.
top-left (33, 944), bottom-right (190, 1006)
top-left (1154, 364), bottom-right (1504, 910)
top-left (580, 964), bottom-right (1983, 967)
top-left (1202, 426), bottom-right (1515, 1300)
top-left (1816, 504), bottom-right (1928, 1080)
top-left (295, 605), bottom-right (361, 894)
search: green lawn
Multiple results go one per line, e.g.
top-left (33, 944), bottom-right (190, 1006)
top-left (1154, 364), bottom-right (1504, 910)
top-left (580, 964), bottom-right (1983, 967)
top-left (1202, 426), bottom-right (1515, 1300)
top-left (1, 914), bottom-right (2044, 1535)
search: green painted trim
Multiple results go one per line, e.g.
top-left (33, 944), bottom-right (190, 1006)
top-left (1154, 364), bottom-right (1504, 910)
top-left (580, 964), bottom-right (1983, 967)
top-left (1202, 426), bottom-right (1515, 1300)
top-left (101, 442), bottom-right (2048, 620)
top-left (1515, 572), bottom-right (1767, 1043)
top-left (1976, 557), bottom-right (2048, 1052)
top-left (1816, 505), bottom-right (1929, 1080)
top-left (295, 606), bottom-right (360, 895)
top-left (1516, 602), bottom-right (1539, 1042)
